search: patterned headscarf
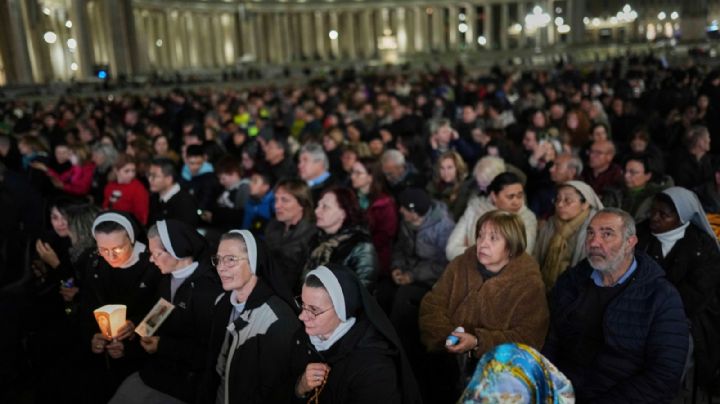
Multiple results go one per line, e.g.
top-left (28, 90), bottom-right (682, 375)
top-left (458, 343), bottom-right (574, 404)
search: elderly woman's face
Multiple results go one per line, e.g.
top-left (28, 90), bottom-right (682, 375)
top-left (95, 230), bottom-right (133, 268)
top-left (215, 239), bottom-right (253, 293)
top-left (315, 192), bottom-right (346, 234)
top-left (298, 285), bottom-right (341, 338)
top-left (148, 236), bottom-right (180, 274)
top-left (476, 222), bottom-right (510, 272)
top-left (554, 187), bottom-right (589, 221)
top-left (649, 199), bottom-right (682, 234)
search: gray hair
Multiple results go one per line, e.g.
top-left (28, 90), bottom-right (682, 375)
top-left (219, 232), bottom-right (248, 254)
top-left (596, 207), bottom-right (636, 241)
top-left (565, 154), bottom-right (583, 179)
top-left (300, 142), bottom-right (329, 171)
top-left (381, 149), bottom-right (405, 166)
top-left (429, 118), bottom-right (452, 135)
top-left (686, 125), bottom-right (709, 148)
top-left (147, 224), bottom-right (159, 239)
top-left (67, 204), bottom-right (101, 262)
top-left (92, 143), bottom-right (118, 171)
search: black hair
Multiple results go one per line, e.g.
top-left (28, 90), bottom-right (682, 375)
top-left (624, 153), bottom-right (653, 176)
top-left (488, 172), bottom-right (523, 195)
top-left (186, 144), bottom-right (205, 158)
top-left (150, 158), bottom-right (178, 182)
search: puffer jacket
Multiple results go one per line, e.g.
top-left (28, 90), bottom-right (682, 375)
top-left (391, 201), bottom-right (455, 286)
top-left (637, 223), bottom-right (720, 386)
top-left (305, 226), bottom-right (379, 291)
top-left (446, 195), bottom-right (537, 260)
top-left (543, 252), bottom-right (689, 403)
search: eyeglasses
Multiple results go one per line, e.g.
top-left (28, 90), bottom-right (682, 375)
top-left (149, 250), bottom-right (166, 260)
top-left (97, 244), bottom-right (129, 257)
top-left (294, 296), bottom-right (332, 319)
top-left (211, 255), bottom-right (247, 267)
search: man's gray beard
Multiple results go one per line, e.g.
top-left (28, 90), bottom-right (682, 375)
top-left (588, 249), bottom-right (627, 274)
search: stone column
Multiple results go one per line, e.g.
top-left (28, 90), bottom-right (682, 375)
top-left (484, 4), bottom-right (493, 49)
top-left (328, 10), bottom-right (339, 59)
top-left (431, 6), bottom-right (445, 52)
top-left (314, 11), bottom-right (326, 60)
top-left (343, 11), bottom-right (357, 59)
top-left (396, 7), bottom-right (408, 54)
top-left (448, 5), bottom-right (459, 51)
top-left (682, 0), bottom-right (708, 41)
top-left (465, 3), bottom-right (476, 49)
top-left (500, 2), bottom-right (509, 50)
top-left (0, 0), bottom-right (35, 83)
top-left (360, 9), bottom-right (373, 58)
top-left (567, 0), bottom-right (585, 45)
top-left (518, 2), bottom-right (526, 48)
top-left (69, 0), bottom-right (93, 78)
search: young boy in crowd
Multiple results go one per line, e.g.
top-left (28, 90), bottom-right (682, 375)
top-left (242, 172), bottom-right (275, 236)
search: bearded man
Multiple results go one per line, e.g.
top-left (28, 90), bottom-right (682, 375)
top-left (543, 208), bottom-right (689, 403)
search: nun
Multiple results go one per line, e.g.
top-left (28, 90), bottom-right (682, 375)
top-left (81, 211), bottom-right (161, 403)
top-left (637, 186), bottom-right (720, 387)
top-left (109, 219), bottom-right (223, 403)
top-left (291, 264), bottom-right (421, 404)
top-left (201, 229), bottom-right (300, 404)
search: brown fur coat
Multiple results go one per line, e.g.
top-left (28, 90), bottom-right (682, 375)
top-left (419, 246), bottom-right (549, 357)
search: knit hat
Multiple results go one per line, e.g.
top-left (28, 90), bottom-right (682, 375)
top-left (398, 188), bottom-right (432, 216)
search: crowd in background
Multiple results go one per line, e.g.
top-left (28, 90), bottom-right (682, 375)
top-left (1, 53), bottom-right (720, 403)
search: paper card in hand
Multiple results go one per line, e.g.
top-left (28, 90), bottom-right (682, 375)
top-left (93, 305), bottom-right (127, 338)
top-left (135, 298), bottom-right (175, 337)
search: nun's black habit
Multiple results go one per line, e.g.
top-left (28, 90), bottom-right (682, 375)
top-left (119, 219), bottom-right (223, 403)
top-left (79, 211), bottom-right (161, 403)
top-left (200, 230), bottom-right (301, 404)
top-left (290, 264), bottom-right (422, 404)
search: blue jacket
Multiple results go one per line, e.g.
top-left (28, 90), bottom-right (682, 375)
top-left (543, 252), bottom-right (689, 403)
top-left (242, 191), bottom-right (275, 235)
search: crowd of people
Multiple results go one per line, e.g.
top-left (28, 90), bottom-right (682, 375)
top-left (1, 54), bottom-right (720, 403)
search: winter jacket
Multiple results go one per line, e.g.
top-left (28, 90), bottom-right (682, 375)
top-left (103, 179), bottom-right (150, 225)
top-left (242, 191), bottom-right (275, 235)
top-left (446, 195), bottom-right (537, 260)
top-left (139, 262), bottom-right (223, 403)
top-left (543, 252), bottom-right (690, 403)
top-left (265, 218), bottom-right (317, 293)
top-left (149, 187), bottom-right (201, 227)
top-left (306, 227), bottom-right (379, 291)
top-left (419, 247), bottom-right (549, 356)
top-left (366, 193), bottom-right (398, 276)
top-left (637, 223), bottom-right (720, 386)
top-left (391, 201), bottom-right (455, 286)
top-left (200, 279), bottom-right (300, 404)
top-left (182, 171), bottom-right (222, 212)
top-left (290, 317), bottom-right (403, 404)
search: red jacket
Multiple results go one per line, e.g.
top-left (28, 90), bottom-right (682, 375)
top-left (48, 162), bottom-right (96, 196)
top-left (367, 193), bottom-right (398, 275)
top-left (103, 179), bottom-right (150, 225)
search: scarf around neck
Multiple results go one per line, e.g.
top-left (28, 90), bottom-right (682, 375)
top-left (652, 221), bottom-right (690, 257)
top-left (542, 209), bottom-right (590, 291)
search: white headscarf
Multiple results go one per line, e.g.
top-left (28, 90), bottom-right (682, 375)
top-left (92, 212), bottom-right (145, 268)
top-left (305, 266), bottom-right (356, 351)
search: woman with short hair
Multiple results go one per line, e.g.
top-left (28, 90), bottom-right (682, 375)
top-left (264, 178), bottom-right (317, 292)
top-left (419, 210), bottom-right (549, 401)
top-left (304, 187), bottom-right (378, 291)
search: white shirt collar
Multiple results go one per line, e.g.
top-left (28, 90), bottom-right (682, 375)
top-left (160, 183), bottom-right (181, 203)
